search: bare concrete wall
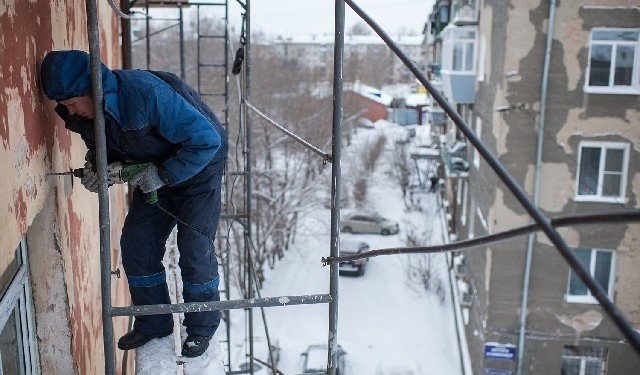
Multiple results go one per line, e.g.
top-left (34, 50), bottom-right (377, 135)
top-left (0, 1), bottom-right (130, 373)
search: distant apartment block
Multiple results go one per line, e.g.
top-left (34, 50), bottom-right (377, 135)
top-left (263, 34), bottom-right (427, 85)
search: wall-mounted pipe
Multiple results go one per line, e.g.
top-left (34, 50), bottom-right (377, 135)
top-left (517, 1), bottom-right (557, 373)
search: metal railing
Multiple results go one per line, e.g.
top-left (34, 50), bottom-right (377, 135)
top-left (81, 0), bottom-right (640, 374)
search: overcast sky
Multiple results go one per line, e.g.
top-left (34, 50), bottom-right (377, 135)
top-left (227, 0), bottom-right (434, 38)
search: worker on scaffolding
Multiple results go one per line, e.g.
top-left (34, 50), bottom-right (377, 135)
top-left (40, 50), bottom-right (228, 358)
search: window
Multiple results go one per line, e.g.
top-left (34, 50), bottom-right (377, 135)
top-left (566, 248), bottom-right (615, 304)
top-left (575, 141), bottom-right (629, 203)
top-left (0, 239), bottom-right (38, 374)
top-left (473, 117), bottom-right (482, 168)
top-left (586, 28), bottom-right (640, 94)
top-left (439, 8), bottom-right (449, 24)
top-left (443, 28), bottom-right (476, 73)
top-left (561, 346), bottom-right (607, 375)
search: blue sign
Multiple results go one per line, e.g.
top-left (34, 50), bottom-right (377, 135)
top-left (484, 343), bottom-right (517, 361)
top-left (484, 369), bottom-right (513, 375)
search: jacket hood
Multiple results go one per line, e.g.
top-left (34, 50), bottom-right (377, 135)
top-left (40, 50), bottom-right (118, 101)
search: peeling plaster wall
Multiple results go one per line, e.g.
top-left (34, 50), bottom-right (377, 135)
top-left (458, 0), bottom-right (640, 373)
top-left (0, 1), bottom-right (130, 374)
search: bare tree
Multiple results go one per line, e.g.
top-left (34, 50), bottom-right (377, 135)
top-left (402, 222), bottom-right (445, 304)
top-left (348, 21), bottom-right (372, 36)
top-left (391, 143), bottom-right (412, 209)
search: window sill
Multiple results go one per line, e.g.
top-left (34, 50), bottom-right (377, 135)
top-left (584, 86), bottom-right (640, 95)
top-left (566, 295), bottom-right (599, 304)
top-left (574, 196), bottom-right (626, 204)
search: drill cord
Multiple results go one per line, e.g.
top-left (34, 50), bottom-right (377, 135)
top-left (154, 202), bottom-right (217, 247)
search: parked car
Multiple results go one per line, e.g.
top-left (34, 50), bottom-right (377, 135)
top-left (301, 344), bottom-right (346, 374)
top-left (341, 212), bottom-right (399, 235)
top-left (339, 240), bottom-right (370, 276)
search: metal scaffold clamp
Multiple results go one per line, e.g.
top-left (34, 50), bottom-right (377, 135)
top-left (232, 12), bottom-right (247, 75)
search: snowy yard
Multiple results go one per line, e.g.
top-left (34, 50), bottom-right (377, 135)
top-left (227, 123), bottom-right (462, 374)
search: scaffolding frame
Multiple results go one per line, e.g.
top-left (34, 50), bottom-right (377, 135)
top-left (82, 0), bottom-right (640, 374)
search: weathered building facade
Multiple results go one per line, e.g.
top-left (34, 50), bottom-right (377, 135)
top-left (429, 0), bottom-right (640, 374)
top-left (0, 1), bottom-right (131, 373)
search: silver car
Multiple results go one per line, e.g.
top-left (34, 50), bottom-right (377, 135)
top-left (340, 212), bottom-right (399, 235)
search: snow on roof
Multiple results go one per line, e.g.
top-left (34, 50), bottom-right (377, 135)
top-left (406, 93), bottom-right (430, 107)
top-left (347, 81), bottom-right (393, 106)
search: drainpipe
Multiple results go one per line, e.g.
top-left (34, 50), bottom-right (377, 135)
top-left (517, 0), bottom-right (556, 374)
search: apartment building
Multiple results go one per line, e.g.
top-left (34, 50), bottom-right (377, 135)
top-left (0, 2), bottom-right (131, 373)
top-left (427, 1), bottom-right (640, 374)
top-left (266, 34), bottom-right (426, 85)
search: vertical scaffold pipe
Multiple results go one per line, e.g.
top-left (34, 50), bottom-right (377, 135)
top-left (178, 2), bottom-right (185, 80)
top-left (328, 1), bottom-right (345, 374)
top-left (84, 0), bottom-right (115, 374)
top-left (245, 0), bottom-right (255, 373)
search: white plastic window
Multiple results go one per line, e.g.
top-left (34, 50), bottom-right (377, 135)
top-left (575, 141), bottom-right (629, 203)
top-left (561, 346), bottom-right (607, 375)
top-left (443, 28), bottom-right (476, 73)
top-left (586, 28), bottom-right (640, 94)
top-left (566, 248), bottom-right (615, 304)
top-left (0, 239), bottom-right (38, 374)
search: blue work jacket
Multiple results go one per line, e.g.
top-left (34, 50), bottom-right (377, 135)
top-left (40, 50), bottom-right (227, 187)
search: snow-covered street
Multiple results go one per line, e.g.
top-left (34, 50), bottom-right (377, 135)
top-left (228, 123), bottom-right (462, 374)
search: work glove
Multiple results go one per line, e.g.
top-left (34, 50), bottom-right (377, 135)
top-left (128, 163), bottom-right (165, 193)
top-left (81, 161), bottom-right (99, 193)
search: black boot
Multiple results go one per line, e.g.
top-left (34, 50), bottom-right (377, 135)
top-left (117, 330), bottom-right (172, 350)
top-left (181, 334), bottom-right (212, 358)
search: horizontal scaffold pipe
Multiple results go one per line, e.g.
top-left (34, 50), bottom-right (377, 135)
top-left (244, 101), bottom-right (332, 163)
top-left (324, 211), bottom-right (640, 264)
top-left (345, 0), bottom-right (640, 355)
top-left (111, 294), bottom-right (331, 317)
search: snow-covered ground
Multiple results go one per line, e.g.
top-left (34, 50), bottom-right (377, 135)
top-left (226, 122), bottom-right (462, 374)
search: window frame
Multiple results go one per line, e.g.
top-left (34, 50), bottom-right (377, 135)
top-left (574, 141), bottom-right (629, 204)
top-left (565, 248), bottom-right (616, 304)
top-left (585, 27), bottom-right (640, 95)
top-left (0, 238), bottom-right (38, 374)
top-left (442, 26), bottom-right (477, 74)
top-left (561, 346), bottom-right (607, 375)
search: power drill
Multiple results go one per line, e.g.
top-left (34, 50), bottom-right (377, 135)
top-left (48, 162), bottom-right (159, 204)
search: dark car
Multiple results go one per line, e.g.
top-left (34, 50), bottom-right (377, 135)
top-left (339, 240), bottom-right (370, 276)
top-left (301, 344), bottom-right (346, 374)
